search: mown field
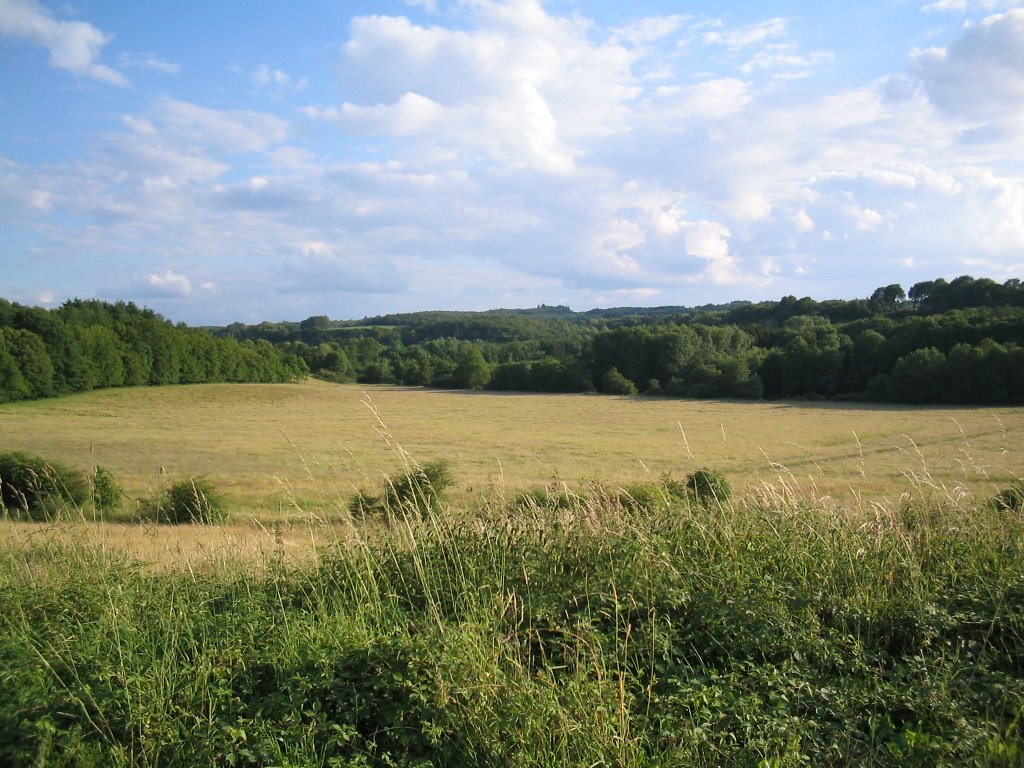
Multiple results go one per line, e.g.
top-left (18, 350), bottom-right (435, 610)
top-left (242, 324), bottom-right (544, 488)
top-left (2, 382), bottom-right (1023, 766)
top-left (1, 378), bottom-right (1020, 518)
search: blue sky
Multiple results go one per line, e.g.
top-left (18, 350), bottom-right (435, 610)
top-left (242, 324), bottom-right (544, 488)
top-left (1, 0), bottom-right (1023, 324)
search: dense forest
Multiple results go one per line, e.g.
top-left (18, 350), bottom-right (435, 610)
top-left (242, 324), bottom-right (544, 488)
top-left (0, 299), bottom-right (307, 403)
top-left (2, 275), bottom-right (1022, 405)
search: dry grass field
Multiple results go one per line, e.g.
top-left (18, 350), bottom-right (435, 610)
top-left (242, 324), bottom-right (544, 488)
top-left (1, 379), bottom-right (1020, 522)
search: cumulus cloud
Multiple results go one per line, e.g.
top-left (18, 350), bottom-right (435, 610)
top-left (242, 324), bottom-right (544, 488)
top-left (907, 9), bottom-right (1024, 153)
top-left (6, 1), bottom-right (1024, 323)
top-left (0, 0), bottom-right (127, 84)
top-left (793, 210), bottom-right (815, 232)
top-left (910, 9), bottom-right (1024, 127)
top-left (320, 2), bottom-right (639, 173)
top-left (133, 270), bottom-right (193, 297)
top-left (682, 220), bottom-right (741, 283)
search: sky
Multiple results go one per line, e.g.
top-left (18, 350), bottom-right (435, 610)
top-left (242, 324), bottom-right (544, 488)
top-left (1, 0), bottom-right (1023, 325)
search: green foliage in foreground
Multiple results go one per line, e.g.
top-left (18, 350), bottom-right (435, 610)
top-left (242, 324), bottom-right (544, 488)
top-left (3, 486), bottom-right (1024, 766)
top-left (0, 450), bottom-right (89, 520)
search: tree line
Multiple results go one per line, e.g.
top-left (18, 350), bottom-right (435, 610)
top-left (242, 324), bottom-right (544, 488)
top-left (0, 299), bottom-right (307, 403)
top-left (216, 275), bottom-right (1024, 405)
top-left (2, 275), bottom-right (1021, 406)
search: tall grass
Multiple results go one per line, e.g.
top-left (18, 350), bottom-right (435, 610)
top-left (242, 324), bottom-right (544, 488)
top-left (3, 472), bottom-right (1024, 766)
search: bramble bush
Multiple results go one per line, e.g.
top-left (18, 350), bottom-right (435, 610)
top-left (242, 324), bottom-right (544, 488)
top-left (992, 481), bottom-right (1024, 515)
top-left (141, 476), bottom-right (228, 524)
top-left (350, 458), bottom-right (454, 518)
top-left (90, 465), bottom-right (123, 514)
top-left (686, 467), bottom-right (732, 505)
top-left (0, 450), bottom-right (88, 520)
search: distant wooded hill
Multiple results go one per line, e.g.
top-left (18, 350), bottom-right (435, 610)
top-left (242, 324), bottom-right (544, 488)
top-left (3, 275), bottom-right (1022, 405)
top-left (212, 275), bottom-right (1024, 405)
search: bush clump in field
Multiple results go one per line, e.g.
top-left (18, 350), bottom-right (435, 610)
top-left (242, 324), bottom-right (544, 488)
top-left (142, 477), bottom-right (228, 524)
top-left (616, 474), bottom-right (690, 514)
top-left (90, 465), bottom-right (123, 514)
top-left (350, 459), bottom-right (454, 517)
top-left (511, 483), bottom-right (578, 512)
top-left (991, 481), bottom-right (1024, 515)
top-left (0, 450), bottom-right (88, 520)
top-left (686, 467), bottom-right (732, 505)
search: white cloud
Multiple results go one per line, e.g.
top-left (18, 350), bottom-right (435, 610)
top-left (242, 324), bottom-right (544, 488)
top-left (6, 2), bottom-right (1024, 323)
top-left (147, 97), bottom-right (289, 154)
top-left (327, 91), bottom-right (445, 135)
top-left (118, 52), bottom-right (180, 74)
top-left (921, 0), bottom-right (1023, 12)
top-left (648, 78), bottom-right (751, 120)
top-left (741, 45), bottom-right (833, 75)
top-left (611, 15), bottom-right (691, 46)
top-left (0, 0), bottom-right (127, 85)
top-left (682, 220), bottom-right (740, 283)
top-left (278, 244), bottom-right (406, 293)
top-left (843, 202), bottom-right (885, 231)
top-left (910, 10), bottom-right (1024, 130)
top-left (122, 115), bottom-right (156, 134)
top-left (703, 18), bottom-right (788, 48)
top-left (251, 64), bottom-right (309, 94)
top-left (134, 270), bottom-right (193, 297)
top-left (793, 210), bottom-right (815, 232)
top-left (323, 2), bottom-right (640, 173)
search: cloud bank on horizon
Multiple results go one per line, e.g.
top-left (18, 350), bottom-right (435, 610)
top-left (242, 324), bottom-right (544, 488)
top-left (1, 0), bottom-right (1023, 324)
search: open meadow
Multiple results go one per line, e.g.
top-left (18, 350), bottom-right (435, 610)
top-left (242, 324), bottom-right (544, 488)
top-left (1, 378), bottom-right (1021, 519)
top-left (2, 379), bottom-right (1020, 567)
top-left (3, 382), bottom-right (1024, 765)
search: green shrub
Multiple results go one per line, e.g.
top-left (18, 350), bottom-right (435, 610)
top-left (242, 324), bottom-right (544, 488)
top-left (617, 481), bottom-right (669, 513)
top-left (0, 450), bottom-right (88, 520)
top-left (614, 473), bottom-right (693, 513)
top-left (601, 366), bottom-right (638, 396)
top-left (143, 477), bottom-right (227, 525)
top-left (350, 459), bottom-right (454, 517)
top-left (686, 467), bottom-right (732, 505)
top-left (90, 465), bottom-right (123, 513)
top-left (347, 489), bottom-right (379, 517)
top-left (991, 481), bottom-right (1024, 515)
top-left (511, 484), bottom-right (578, 512)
